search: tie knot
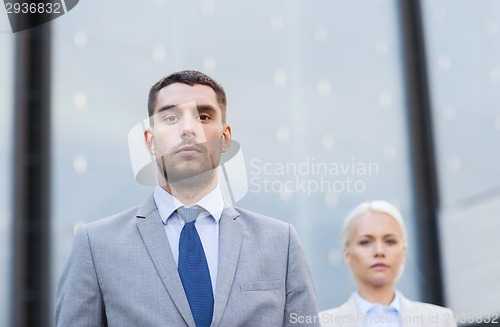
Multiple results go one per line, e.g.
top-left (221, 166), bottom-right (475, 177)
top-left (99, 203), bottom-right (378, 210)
top-left (177, 206), bottom-right (202, 223)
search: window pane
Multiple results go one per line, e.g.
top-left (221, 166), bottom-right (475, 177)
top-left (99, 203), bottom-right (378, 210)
top-left (422, 0), bottom-right (500, 314)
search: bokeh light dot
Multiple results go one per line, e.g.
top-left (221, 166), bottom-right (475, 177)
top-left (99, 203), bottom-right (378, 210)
top-left (383, 145), bottom-right (397, 161)
top-left (152, 45), bottom-right (166, 63)
top-left (321, 134), bottom-right (335, 150)
top-left (200, 0), bottom-right (215, 16)
top-left (374, 41), bottom-right (389, 57)
top-left (433, 6), bottom-right (447, 22)
top-left (324, 192), bottom-right (338, 208)
top-left (314, 27), bottom-right (329, 43)
top-left (73, 155), bottom-right (88, 174)
top-left (328, 248), bottom-right (342, 266)
top-left (489, 68), bottom-right (500, 83)
top-left (203, 56), bottom-right (217, 72)
top-left (273, 70), bottom-right (287, 87)
top-left (442, 104), bottom-right (457, 122)
top-left (378, 92), bottom-right (393, 108)
top-left (494, 114), bottom-right (500, 131)
top-left (270, 16), bottom-right (285, 32)
top-left (447, 155), bottom-right (461, 173)
top-left (438, 55), bottom-right (452, 71)
top-left (276, 126), bottom-right (290, 143)
top-left (73, 91), bottom-right (87, 109)
top-left (484, 21), bottom-right (498, 35)
top-left (73, 30), bottom-right (87, 48)
top-left (317, 79), bottom-right (331, 97)
top-left (279, 188), bottom-right (293, 202)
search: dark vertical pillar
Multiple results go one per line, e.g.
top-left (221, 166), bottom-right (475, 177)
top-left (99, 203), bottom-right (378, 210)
top-left (398, 0), bottom-right (444, 305)
top-left (10, 20), bottom-right (52, 327)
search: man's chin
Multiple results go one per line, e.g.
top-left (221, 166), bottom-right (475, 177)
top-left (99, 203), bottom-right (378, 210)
top-left (163, 167), bottom-right (217, 184)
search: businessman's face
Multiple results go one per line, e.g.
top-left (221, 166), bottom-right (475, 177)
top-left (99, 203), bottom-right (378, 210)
top-left (344, 211), bottom-right (406, 290)
top-left (145, 83), bottom-right (232, 184)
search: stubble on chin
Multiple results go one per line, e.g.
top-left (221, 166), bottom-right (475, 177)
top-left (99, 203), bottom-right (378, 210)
top-left (155, 137), bottom-right (224, 186)
top-left (157, 153), bottom-right (220, 185)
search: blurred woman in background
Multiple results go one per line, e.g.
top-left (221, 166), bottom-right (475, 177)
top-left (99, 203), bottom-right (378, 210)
top-left (320, 200), bottom-right (457, 327)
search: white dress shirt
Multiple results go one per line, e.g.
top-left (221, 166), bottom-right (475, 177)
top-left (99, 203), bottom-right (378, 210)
top-left (354, 290), bottom-right (401, 327)
top-left (153, 185), bottom-right (225, 294)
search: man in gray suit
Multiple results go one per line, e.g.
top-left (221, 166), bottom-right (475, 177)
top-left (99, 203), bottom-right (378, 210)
top-left (55, 70), bottom-right (319, 327)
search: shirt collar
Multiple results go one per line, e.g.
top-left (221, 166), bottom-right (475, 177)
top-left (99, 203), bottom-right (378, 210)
top-left (354, 289), bottom-right (401, 315)
top-left (153, 185), bottom-right (225, 224)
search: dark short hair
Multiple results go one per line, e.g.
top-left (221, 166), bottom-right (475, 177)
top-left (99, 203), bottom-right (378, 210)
top-left (148, 70), bottom-right (227, 122)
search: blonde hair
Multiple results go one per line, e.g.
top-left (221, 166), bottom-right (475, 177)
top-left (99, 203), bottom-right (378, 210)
top-left (341, 200), bottom-right (407, 248)
top-left (341, 200), bottom-right (408, 281)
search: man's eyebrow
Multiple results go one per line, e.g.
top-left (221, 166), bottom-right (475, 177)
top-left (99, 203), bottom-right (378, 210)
top-left (155, 104), bottom-right (217, 114)
top-left (196, 104), bottom-right (217, 113)
top-left (156, 104), bottom-right (177, 114)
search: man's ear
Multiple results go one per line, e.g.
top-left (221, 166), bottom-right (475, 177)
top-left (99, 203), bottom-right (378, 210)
top-left (221, 123), bottom-right (232, 153)
top-left (144, 128), bottom-right (155, 155)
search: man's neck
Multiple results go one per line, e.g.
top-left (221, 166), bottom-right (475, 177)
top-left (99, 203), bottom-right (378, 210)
top-left (159, 171), bottom-right (218, 205)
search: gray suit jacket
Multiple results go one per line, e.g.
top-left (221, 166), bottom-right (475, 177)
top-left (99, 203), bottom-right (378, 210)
top-left (319, 293), bottom-right (457, 327)
top-left (55, 196), bottom-right (319, 327)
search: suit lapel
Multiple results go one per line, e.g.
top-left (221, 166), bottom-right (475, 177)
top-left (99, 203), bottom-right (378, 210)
top-left (211, 207), bottom-right (243, 327)
top-left (135, 196), bottom-right (196, 327)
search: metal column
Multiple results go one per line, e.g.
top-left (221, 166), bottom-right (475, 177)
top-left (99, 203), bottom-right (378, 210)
top-left (11, 20), bottom-right (52, 327)
top-left (398, 0), bottom-right (444, 305)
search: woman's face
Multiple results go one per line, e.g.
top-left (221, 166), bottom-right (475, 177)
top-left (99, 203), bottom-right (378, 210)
top-left (344, 211), bottom-right (406, 289)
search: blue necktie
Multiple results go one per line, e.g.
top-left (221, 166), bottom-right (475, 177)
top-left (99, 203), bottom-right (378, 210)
top-left (177, 206), bottom-right (214, 327)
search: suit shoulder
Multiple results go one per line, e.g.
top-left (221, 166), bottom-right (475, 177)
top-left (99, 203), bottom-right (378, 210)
top-left (233, 207), bottom-right (290, 229)
top-left (83, 204), bottom-right (141, 232)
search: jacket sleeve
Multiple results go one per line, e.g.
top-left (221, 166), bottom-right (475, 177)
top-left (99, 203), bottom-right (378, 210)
top-left (284, 224), bottom-right (320, 327)
top-left (55, 225), bottom-right (105, 327)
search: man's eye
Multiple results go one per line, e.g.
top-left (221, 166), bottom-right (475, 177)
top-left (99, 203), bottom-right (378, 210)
top-left (386, 239), bottom-right (397, 245)
top-left (359, 240), bottom-right (370, 246)
top-left (164, 116), bottom-right (178, 122)
top-left (198, 114), bottom-right (210, 121)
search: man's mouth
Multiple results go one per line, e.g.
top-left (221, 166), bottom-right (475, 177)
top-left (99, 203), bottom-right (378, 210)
top-left (176, 145), bottom-right (202, 155)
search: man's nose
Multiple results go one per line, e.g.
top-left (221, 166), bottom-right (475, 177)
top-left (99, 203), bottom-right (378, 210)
top-left (179, 113), bottom-right (207, 143)
top-left (180, 114), bottom-right (200, 137)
